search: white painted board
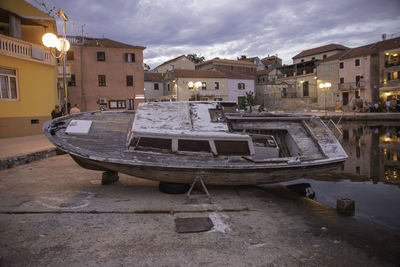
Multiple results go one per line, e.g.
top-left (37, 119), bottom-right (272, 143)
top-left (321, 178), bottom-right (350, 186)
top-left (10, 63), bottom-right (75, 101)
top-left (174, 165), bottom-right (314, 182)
top-left (66, 120), bottom-right (92, 135)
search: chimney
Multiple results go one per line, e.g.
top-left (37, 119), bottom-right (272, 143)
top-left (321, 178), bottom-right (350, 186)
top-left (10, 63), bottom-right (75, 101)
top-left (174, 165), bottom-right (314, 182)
top-left (382, 34), bottom-right (387, 41)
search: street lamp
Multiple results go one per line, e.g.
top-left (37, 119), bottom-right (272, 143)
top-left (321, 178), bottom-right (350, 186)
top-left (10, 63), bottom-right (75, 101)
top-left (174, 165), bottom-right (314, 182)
top-left (188, 81), bottom-right (202, 101)
top-left (319, 82), bottom-right (332, 116)
top-left (42, 10), bottom-right (70, 115)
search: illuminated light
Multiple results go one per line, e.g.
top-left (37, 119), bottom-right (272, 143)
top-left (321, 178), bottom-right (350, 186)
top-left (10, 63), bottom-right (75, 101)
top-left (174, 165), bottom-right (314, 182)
top-left (384, 137), bottom-right (391, 142)
top-left (56, 38), bottom-right (70, 52)
top-left (393, 152), bottom-right (398, 161)
top-left (325, 82), bottom-right (332, 88)
top-left (314, 76), bottom-right (317, 79)
top-left (42, 33), bottom-right (58, 48)
top-left (188, 81), bottom-right (194, 87)
top-left (385, 53), bottom-right (390, 56)
top-left (385, 92), bottom-right (391, 96)
top-left (195, 81), bottom-right (202, 88)
top-left (394, 54), bottom-right (398, 56)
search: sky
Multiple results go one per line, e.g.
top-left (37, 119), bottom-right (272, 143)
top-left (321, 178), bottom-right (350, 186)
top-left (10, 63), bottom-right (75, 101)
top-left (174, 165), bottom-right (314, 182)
top-left (28, 0), bottom-right (400, 68)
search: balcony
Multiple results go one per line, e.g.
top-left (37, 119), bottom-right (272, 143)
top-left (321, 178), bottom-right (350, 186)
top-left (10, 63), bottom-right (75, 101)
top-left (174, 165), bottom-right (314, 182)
top-left (0, 34), bottom-right (55, 65)
top-left (385, 61), bottom-right (400, 68)
top-left (339, 81), bottom-right (366, 91)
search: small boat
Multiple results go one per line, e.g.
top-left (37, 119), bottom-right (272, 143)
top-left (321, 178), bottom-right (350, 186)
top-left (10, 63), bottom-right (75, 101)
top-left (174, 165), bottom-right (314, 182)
top-left (43, 102), bottom-right (347, 186)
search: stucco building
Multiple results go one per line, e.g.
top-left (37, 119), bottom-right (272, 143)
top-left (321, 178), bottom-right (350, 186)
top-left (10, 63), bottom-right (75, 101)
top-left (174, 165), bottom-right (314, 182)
top-left (196, 58), bottom-right (257, 77)
top-left (144, 72), bottom-right (164, 101)
top-left (152, 55), bottom-right (195, 73)
top-left (66, 36), bottom-right (145, 111)
top-left (0, 0), bottom-right (58, 138)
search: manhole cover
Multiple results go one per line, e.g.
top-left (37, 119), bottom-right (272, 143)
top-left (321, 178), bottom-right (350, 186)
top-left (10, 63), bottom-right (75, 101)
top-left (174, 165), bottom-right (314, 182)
top-left (175, 217), bottom-right (214, 233)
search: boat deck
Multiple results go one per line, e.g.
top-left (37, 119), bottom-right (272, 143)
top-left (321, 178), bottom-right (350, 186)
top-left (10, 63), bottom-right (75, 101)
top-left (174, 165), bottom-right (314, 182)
top-left (45, 111), bottom-right (346, 169)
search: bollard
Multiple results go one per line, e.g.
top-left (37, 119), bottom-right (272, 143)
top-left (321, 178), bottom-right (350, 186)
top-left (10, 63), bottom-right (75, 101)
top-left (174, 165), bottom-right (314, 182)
top-left (336, 198), bottom-right (355, 216)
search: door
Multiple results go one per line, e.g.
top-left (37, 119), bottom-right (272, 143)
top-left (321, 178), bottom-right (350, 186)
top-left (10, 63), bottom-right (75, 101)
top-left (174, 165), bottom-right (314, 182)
top-left (342, 92), bottom-right (349, 106)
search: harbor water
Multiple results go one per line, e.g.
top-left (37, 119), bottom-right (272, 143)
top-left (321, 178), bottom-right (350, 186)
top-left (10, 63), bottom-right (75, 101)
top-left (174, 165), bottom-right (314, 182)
top-left (281, 120), bottom-right (400, 233)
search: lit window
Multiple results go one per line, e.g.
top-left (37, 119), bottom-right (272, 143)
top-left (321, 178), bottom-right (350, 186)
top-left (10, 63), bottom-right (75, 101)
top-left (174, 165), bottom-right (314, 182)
top-left (202, 82), bottom-right (207, 90)
top-left (0, 67), bottom-right (18, 100)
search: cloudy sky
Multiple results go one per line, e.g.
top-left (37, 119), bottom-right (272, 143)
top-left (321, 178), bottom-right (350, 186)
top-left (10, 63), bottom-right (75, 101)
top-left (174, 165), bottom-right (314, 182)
top-left (29, 0), bottom-right (400, 68)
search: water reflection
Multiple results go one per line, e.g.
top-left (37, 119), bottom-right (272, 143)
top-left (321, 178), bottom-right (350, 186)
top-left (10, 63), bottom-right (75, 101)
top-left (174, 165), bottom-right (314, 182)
top-left (340, 122), bottom-right (400, 185)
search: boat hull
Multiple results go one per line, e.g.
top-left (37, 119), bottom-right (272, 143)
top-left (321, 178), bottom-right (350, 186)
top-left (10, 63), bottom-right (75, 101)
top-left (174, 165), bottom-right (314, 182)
top-left (71, 154), bottom-right (344, 185)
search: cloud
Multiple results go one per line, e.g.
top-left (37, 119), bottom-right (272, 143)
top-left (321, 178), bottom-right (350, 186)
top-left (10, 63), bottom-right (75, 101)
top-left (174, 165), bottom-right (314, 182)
top-left (30, 0), bottom-right (400, 67)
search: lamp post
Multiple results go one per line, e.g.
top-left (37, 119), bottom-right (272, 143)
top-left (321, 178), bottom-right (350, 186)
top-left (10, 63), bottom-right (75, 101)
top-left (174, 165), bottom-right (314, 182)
top-left (319, 82), bottom-right (332, 116)
top-left (188, 81), bottom-right (202, 101)
top-left (42, 10), bottom-right (70, 114)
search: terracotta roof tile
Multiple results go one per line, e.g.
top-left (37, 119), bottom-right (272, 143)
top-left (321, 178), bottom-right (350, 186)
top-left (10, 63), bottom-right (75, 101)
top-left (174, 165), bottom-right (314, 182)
top-left (292, 44), bottom-right (348, 59)
top-left (196, 57), bottom-right (257, 67)
top-left (172, 69), bottom-right (227, 78)
top-left (144, 72), bottom-right (163, 82)
top-left (68, 36), bottom-right (145, 49)
top-left (154, 55), bottom-right (193, 69)
top-left (217, 69), bottom-right (256, 80)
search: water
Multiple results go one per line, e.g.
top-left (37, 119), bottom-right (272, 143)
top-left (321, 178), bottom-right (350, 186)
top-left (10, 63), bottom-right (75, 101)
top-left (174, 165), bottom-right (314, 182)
top-left (283, 121), bottom-right (400, 233)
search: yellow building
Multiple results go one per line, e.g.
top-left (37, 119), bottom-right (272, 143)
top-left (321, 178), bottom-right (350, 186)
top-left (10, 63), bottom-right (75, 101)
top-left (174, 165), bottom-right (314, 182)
top-left (0, 0), bottom-right (58, 138)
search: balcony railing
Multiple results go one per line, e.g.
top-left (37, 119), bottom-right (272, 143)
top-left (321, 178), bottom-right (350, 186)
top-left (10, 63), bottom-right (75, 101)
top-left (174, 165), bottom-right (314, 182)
top-left (338, 81), bottom-right (366, 91)
top-left (385, 61), bottom-right (400, 68)
top-left (0, 34), bottom-right (55, 65)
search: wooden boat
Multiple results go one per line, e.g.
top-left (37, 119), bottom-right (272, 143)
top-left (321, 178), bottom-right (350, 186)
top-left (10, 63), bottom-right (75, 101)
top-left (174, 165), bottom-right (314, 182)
top-left (43, 102), bottom-right (348, 186)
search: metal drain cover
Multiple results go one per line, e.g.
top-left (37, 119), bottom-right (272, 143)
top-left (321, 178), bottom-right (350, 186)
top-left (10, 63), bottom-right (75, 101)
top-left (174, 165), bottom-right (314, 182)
top-left (175, 217), bottom-right (214, 233)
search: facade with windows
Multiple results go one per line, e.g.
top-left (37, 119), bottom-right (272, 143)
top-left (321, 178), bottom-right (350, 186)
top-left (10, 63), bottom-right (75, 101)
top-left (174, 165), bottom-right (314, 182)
top-left (196, 58), bottom-right (257, 77)
top-left (0, 0), bottom-right (58, 137)
top-left (292, 44), bottom-right (348, 64)
top-left (152, 55), bottom-right (195, 73)
top-left (379, 44), bottom-right (400, 103)
top-left (66, 36), bottom-right (145, 111)
top-left (144, 72), bottom-right (164, 101)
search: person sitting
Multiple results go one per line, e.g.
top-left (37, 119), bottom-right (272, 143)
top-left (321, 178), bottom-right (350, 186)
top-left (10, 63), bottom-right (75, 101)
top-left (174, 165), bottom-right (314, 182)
top-left (51, 104), bottom-right (63, 119)
top-left (70, 104), bottom-right (81, 114)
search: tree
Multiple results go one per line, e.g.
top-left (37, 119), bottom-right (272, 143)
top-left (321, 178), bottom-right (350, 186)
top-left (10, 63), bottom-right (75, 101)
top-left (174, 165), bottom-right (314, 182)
top-left (237, 55), bottom-right (247, 60)
top-left (187, 54), bottom-right (205, 64)
top-left (245, 91), bottom-right (256, 112)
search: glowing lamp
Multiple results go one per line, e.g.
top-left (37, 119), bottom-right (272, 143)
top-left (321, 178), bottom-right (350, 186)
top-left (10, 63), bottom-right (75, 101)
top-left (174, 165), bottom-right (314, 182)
top-left (325, 82), bottom-right (332, 88)
top-left (319, 83), bottom-right (324, 89)
top-left (195, 81), bottom-right (202, 88)
top-left (56, 38), bottom-right (70, 52)
top-left (42, 33), bottom-right (58, 48)
top-left (188, 81), bottom-right (194, 87)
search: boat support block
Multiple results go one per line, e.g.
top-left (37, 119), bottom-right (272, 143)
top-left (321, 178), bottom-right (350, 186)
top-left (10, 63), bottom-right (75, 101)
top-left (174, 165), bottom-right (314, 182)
top-left (186, 176), bottom-right (212, 203)
top-left (101, 171), bottom-right (119, 185)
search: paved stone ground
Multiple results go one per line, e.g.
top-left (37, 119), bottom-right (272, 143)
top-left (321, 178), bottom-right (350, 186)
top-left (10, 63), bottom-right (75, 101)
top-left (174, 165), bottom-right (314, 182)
top-left (0, 155), bottom-right (399, 266)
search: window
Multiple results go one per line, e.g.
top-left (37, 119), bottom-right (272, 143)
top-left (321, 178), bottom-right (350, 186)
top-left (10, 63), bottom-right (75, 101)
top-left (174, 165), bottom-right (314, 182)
top-left (167, 83), bottom-right (170, 91)
top-left (242, 66), bottom-right (246, 71)
top-left (202, 82), bottom-right (207, 90)
top-left (137, 137), bottom-right (171, 151)
top-left (68, 74), bottom-right (76, 87)
top-left (97, 51), bottom-right (105, 61)
top-left (127, 99), bottom-right (134, 110)
top-left (301, 59), bottom-right (304, 63)
top-left (154, 83), bottom-right (159, 90)
top-left (217, 64), bottom-right (222, 68)
top-left (340, 62), bottom-right (344, 69)
top-left (109, 100), bottom-right (126, 109)
top-left (355, 59), bottom-right (360, 66)
top-left (356, 75), bottom-right (361, 86)
top-left (302, 81), bottom-right (309, 97)
top-left (238, 83), bottom-right (245, 90)
top-left (230, 65), bottom-right (234, 70)
top-left (214, 140), bottom-right (250, 155)
top-left (311, 57), bottom-right (315, 60)
top-left (355, 90), bottom-right (360, 99)
top-left (67, 51), bottom-right (74, 60)
top-left (178, 140), bottom-right (211, 152)
top-left (98, 75), bottom-right (106, 86)
top-left (0, 67), bottom-right (18, 100)
top-left (214, 82), bottom-right (219, 90)
top-left (282, 87), bottom-right (287, 98)
top-left (340, 77), bottom-right (344, 84)
top-left (393, 72), bottom-right (399, 80)
top-left (387, 72), bottom-right (392, 81)
top-left (250, 67), bottom-right (254, 72)
top-left (126, 75), bottom-right (133, 86)
top-left (323, 54), bottom-right (327, 59)
top-left (125, 53), bottom-right (135, 62)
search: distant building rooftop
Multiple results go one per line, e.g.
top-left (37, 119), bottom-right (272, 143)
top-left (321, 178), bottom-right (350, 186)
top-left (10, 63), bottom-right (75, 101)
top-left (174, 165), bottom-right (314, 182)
top-left (67, 36), bottom-right (145, 50)
top-left (292, 44), bottom-right (348, 59)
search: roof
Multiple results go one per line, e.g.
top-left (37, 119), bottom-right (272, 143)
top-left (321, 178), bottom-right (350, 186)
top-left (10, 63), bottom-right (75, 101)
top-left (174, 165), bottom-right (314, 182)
top-left (239, 57), bottom-right (260, 63)
top-left (144, 72), bottom-right (163, 82)
top-left (0, 0), bottom-right (54, 20)
top-left (292, 44), bottom-right (348, 59)
top-left (257, 69), bottom-right (274, 76)
top-left (68, 36), bottom-right (145, 49)
top-left (172, 69), bottom-right (226, 79)
top-left (197, 57), bottom-right (257, 67)
top-left (154, 55), bottom-right (193, 69)
top-left (217, 68), bottom-right (255, 80)
top-left (322, 37), bottom-right (400, 62)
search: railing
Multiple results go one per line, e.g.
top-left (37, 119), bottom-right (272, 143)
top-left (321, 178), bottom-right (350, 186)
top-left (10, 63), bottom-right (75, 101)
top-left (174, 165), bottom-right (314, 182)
top-left (338, 81), bottom-right (366, 91)
top-left (0, 34), bottom-right (55, 65)
top-left (385, 61), bottom-right (400, 68)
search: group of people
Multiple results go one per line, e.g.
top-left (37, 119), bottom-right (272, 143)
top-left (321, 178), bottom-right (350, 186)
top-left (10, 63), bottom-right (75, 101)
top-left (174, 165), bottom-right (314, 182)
top-left (359, 100), bottom-right (400, 113)
top-left (51, 104), bottom-right (81, 119)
